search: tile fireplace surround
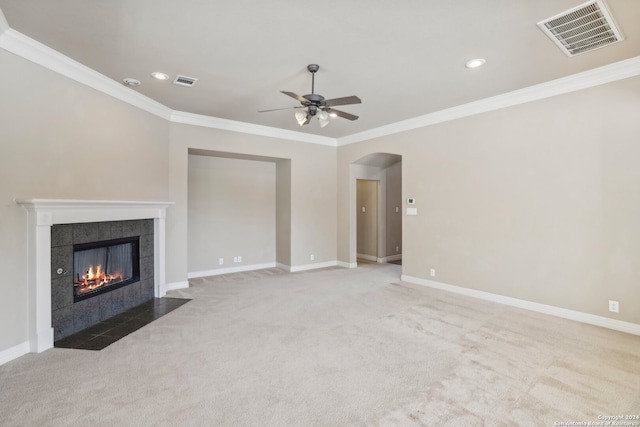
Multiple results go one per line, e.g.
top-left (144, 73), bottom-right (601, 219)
top-left (15, 199), bottom-right (173, 354)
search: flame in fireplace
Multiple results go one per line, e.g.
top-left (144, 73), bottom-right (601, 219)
top-left (74, 264), bottom-right (124, 293)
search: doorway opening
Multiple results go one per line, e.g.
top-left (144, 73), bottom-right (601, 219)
top-left (350, 153), bottom-right (402, 268)
top-left (357, 179), bottom-right (379, 263)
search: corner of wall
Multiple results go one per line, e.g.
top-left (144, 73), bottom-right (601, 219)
top-left (276, 263), bottom-right (292, 272)
top-left (159, 280), bottom-right (189, 297)
top-left (0, 8), bottom-right (8, 36)
top-left (337, 261), bottom-right (357, 269)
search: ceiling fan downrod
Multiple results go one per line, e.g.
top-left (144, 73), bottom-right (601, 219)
top-left (307, 64), bottom-right (319, 94)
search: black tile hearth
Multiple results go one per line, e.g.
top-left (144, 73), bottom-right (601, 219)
top-left (54, 297), bottom-right (190, 351)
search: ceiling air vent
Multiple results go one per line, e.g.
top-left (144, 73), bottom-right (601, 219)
top-left (173, 75), bottom-right (198, 87)
top-left (537, 0), bottom-right (623, 57)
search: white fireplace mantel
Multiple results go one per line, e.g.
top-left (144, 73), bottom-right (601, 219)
top-left (15, 198), bottom-right (174, 353)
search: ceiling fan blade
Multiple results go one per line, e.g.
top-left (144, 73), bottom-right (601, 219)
top-left (258, 106), bottom-right (304, 113)
top-left (326, 108), bottom-right (359, 121)
top-left (281, 91), bottom-right (309, 105)
top-left (323, 96), bottom-right (361, 107)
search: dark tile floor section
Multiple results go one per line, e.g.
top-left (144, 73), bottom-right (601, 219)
top-left (54, 297), bottom-right (190, 351)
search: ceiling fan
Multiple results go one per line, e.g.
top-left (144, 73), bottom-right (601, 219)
top-left (259, 64), bottom-right (361, 127)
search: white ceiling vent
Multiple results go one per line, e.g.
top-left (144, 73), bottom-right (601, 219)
top-left (173, 75), bottom-right (198, 87)
top-left (537, 0), bottom-right (623, 57)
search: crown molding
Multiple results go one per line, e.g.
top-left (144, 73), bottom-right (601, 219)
top-left (338, 55), bottom-right (640, 146)
top-left (0, 28), bottom-right (172, 120)
top-left (1, 16), bottom-right (638, 147)
top-left (170, 111), bottom-right (337, 146)
top-left (0, 24), bottom-right (336, 146)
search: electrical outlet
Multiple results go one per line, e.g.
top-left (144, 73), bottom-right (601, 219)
top-left (430, 268), bottom-right (436, 277)
top-left (396, 246), bottom-right (399, 253)
top-left (237, 256), bottom-right (242, 263)
top-left (609, 300), bottom-right (619, 313)
top-left (218, 258), bottom-right (224, 265)
top-left (233, 256), bottom-right (238, 263)
top-left (310, 254), bottom-right (315, 261)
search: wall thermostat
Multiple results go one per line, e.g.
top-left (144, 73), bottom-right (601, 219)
top-left (407, 198), bottom-right (416, 205)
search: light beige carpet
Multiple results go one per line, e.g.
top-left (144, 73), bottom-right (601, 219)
top-left (1, 263), bottom-right (639, 426)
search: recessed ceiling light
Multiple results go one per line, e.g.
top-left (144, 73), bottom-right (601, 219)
top-left (122, 78), bottom-right (141, 86)
top-left (151, 72), bottom-right (170, 80)
top-left (465, 58), bottom-right (486, 69)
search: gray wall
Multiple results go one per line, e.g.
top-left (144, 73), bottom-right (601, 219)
top-left (187, 154), bottom-right (276, 273)
top-left (338, 75), bottom-right (640, 325)
top-left (0, 50), bottom-right (170, 352)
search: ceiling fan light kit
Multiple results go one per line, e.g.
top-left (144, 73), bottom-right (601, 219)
top-left (260, 64), bottom-right (361, 128)
top-left (295, 110), bottom-right (310, 126)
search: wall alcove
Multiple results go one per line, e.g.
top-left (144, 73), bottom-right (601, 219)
top-left (186, 149), bottom-right (291, 278)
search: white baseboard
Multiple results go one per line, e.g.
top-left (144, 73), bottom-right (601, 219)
top-left (276, 263), bottom-right (291, 272)
top-left (337, 261), bottom-right (357, 269)
top-left (284, 260), bottom-right (352, 271)
top-left (179, 258), bottom-right (346, 284)
top-left (0, 341), bottom-right (30, 366)
top-left (401, 275), bottom-right (640, 336)
top-left (159, 280), bottom-right (189, 297)
top-left (357, 253), bottom-right (377, 262)
top-left (188, 263), bottom-right (277, 279)
top-left (289, 260), bottom-right (338, 273)
top-left (358, 254), bottom-right (402, 263)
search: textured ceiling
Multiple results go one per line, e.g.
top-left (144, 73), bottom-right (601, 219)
top-left (1, 0), bottom-right (639, 138)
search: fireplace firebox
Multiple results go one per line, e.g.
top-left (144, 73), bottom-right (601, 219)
top-left (73, 237), bottom-right (140, 302)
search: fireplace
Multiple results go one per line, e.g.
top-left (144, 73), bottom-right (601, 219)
top-left (73, 237), bottom-right (140, 302)
top-left (15, 198), bottom-right (174, 354)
